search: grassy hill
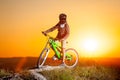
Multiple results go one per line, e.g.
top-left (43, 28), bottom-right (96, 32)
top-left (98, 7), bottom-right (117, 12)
top-left (0, 57), bottom-right (120, 80)
top-left (40, 66), bottom-right (120, 80)
top-left (0, 57), bottom-right (120, 71)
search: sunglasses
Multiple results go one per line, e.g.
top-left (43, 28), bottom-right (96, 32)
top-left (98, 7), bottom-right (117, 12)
top-left (60, 18), bottom-right (66, 20)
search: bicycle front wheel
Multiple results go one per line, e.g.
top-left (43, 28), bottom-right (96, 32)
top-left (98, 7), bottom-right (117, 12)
top-left (64, 48), bottom-right (79, 68)
top-left (37, 48), bottom-right (49, 68)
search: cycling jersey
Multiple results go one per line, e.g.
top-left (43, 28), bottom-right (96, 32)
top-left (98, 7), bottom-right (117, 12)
top-left (45, 22), bottom-right (70, 40)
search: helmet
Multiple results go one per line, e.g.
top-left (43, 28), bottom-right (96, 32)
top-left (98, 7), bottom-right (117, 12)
top-left (59, 13), bottom-right (67, 21)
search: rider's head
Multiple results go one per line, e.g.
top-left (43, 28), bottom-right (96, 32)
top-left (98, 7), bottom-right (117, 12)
top-left (59, 13), bottom-right (67, 24)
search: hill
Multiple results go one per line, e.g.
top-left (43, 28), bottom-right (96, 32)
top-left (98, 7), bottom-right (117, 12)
top-left (0, 57), bottom-right (120, 80)
top-left (0, 57), bottom-right (120, 72)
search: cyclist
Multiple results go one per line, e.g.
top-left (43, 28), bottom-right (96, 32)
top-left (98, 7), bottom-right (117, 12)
top-left (42, 13), bottom-right (70, 61)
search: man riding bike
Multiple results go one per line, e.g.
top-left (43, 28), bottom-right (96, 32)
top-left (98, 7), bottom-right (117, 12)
top-left (42, 13), bottom-right (70, 62)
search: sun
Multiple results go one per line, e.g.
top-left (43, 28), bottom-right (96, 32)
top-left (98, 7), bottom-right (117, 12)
top-left (82, 38), bottom-right (98, 52)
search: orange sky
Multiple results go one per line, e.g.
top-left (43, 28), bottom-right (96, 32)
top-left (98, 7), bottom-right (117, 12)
top-left (0, 0), bottom-right (120, 57)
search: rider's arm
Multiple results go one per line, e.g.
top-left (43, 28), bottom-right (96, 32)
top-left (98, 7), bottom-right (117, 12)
top-left (44, 24), bottom-right (58, 33)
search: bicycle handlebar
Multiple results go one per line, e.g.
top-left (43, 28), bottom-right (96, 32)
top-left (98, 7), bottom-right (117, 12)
top-left (42, 31), bottom-right (55, 39)
top-left (42, 31), bottom-right (68, 43)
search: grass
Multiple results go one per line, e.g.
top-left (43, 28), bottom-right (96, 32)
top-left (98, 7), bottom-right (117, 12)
top-left (0, 69), bottom-right (35, 80)
top-left (0, 69), bottom-right (12, 79)
top-left (19, 70), bottom-right (35, 80)
top-left (40, 65), bottom-right (120, 80)
top-left (1, 65), bottom-right (120, 80)
top-left (0, 57), bottom-right (120, 80)
top-left (40, 68), bottom-right (74, 80)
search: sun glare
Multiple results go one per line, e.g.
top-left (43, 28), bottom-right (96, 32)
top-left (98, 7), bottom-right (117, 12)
top-left (83, 38), bottom-right (98, 52)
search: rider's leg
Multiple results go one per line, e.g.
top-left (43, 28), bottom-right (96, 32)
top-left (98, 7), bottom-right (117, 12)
top-left (61, 40), bottom-right (66, 63)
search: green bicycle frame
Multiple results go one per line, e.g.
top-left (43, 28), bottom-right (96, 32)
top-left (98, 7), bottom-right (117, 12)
top-left (49, 38), bottom-right (72, 60)
top-left (49, 38), bottom-right (61, 59)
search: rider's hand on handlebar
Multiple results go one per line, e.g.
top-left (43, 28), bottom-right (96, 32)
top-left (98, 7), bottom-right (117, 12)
top-left (42, 31), bottom-right (47, 36)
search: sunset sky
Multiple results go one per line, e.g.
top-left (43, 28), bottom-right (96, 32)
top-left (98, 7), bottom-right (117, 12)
top-left (0, 0), bottom-right (120, 57)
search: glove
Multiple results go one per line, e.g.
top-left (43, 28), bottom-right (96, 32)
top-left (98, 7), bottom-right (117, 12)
top-left (42, 31), bottom-right (47, 36)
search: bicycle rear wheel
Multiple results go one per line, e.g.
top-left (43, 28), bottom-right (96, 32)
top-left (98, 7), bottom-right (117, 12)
top-left (64, 48), bottom-right (79, 68)
top-left (37, 48), bottom-right (49, 68)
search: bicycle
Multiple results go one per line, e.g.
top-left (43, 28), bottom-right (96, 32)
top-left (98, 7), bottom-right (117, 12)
top-left (37, 32), bottom-right (79, 68)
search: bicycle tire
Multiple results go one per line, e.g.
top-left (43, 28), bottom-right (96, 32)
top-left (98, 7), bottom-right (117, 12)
top-left (64, 48), bottom-right (79, 68)
top-left (37, 48), bottom-right (49, 68)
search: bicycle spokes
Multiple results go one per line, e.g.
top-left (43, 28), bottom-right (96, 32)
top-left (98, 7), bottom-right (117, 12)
top-left (64, 48), bottom-right (78, 68)
top-left (65, 53), bottom-right (72, 60)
